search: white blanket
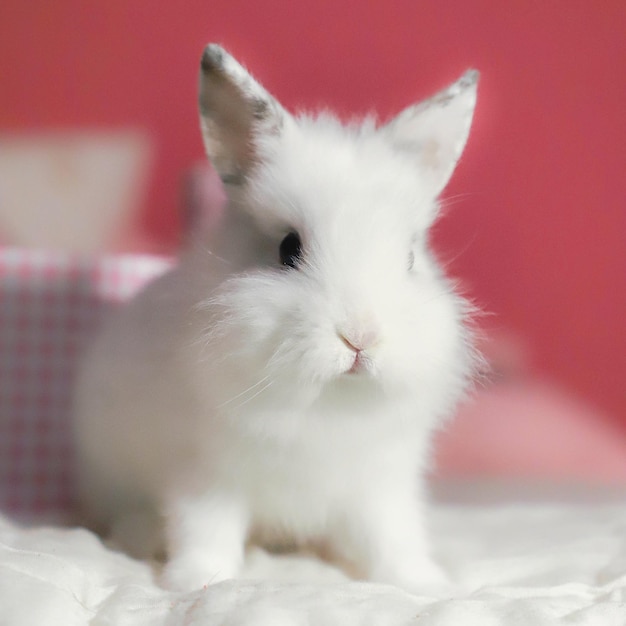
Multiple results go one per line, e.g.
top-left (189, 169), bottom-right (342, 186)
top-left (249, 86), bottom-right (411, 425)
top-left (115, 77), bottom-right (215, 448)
top-left (1, 488), bottom-right (625, 625)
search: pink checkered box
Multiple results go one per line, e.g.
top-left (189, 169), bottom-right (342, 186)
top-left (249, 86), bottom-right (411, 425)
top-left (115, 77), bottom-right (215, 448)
top-left (0, 247), bottom-right (172, 517)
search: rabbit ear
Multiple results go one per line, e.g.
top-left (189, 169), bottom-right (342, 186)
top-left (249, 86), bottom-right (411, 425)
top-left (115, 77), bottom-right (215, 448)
top-left (198, 45), bottom-right (287, 187)
top-left (382, 70), bottom-right (478, 197)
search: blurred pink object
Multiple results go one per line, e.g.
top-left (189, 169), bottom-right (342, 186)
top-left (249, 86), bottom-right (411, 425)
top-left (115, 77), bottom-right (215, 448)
top-left (435, 380), bottom-right (626, 484)
top-left (0, 247), bottom-right (171, 515)
top-left (180, 162), bottom-right (226, 240)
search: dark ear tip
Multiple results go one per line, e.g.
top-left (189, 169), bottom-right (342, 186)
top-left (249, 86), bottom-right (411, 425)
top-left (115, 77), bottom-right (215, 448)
top-left (460, 69), bottom-right (480, 87)
top-left (200, 44), bottom-right (225, 74)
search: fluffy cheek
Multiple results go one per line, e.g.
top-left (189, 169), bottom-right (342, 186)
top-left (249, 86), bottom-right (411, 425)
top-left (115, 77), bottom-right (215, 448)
top-left (377, 289), bottom-right (467, 400)
top-left (204, 275), bottom-right (343, 408)
top-left (268, 295), bottom-right (352, 386)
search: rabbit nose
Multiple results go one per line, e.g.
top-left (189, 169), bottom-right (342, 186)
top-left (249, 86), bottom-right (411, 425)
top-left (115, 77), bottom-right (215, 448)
top-left (338, 326), bottom-right (381, 353)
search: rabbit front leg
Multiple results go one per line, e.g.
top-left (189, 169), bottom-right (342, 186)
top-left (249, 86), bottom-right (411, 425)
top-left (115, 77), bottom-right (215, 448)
top-left (331, 487), bottom-right (447, 593)
top-left (162, 490), bottom-right (249, 591)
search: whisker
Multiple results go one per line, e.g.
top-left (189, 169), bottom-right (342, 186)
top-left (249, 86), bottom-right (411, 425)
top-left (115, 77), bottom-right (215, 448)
top-left (232, 379), bottom-right (274, 410)
top-left (440, 191), bottom-right (479, 205)
top-left (216, 375), bottom-right (271, 409)
top-left (197, 244), bottom-right (231, 266)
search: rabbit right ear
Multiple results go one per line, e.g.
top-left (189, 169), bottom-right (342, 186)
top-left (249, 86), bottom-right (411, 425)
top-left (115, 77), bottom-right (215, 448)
top-left (198, 45), bottom-right (287, 187)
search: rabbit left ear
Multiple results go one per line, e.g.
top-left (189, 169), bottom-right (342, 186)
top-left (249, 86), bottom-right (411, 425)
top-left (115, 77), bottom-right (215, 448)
top-left (198, 45), bottom-right (288, 187)
top-left (382, 70), bottom-right (478, 198)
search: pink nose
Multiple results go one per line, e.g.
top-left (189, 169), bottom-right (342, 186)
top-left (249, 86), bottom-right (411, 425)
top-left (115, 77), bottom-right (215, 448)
top-left (338, 327), bottom-right (380, 353)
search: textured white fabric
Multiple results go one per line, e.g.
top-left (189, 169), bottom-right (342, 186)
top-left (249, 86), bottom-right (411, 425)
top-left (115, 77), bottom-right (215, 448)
top-left (1, 494), bottom-right (625, 625)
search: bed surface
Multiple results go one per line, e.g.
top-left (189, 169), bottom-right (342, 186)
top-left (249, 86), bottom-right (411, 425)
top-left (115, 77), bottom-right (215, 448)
top-left (2, 484), bottom-right (625, 626)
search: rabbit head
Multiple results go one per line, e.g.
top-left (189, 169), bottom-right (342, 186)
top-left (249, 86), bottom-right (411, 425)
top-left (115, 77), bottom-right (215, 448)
top-left (197, 45), bottom-right (478, 423)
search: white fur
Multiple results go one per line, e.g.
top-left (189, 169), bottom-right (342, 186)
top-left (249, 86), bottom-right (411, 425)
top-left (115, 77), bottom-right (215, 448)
top-left (74, 45), bottom-right (479, 593)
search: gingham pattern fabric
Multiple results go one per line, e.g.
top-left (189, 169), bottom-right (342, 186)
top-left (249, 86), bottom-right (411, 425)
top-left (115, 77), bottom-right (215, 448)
top-left (0, 247), bottom-right (171, 517)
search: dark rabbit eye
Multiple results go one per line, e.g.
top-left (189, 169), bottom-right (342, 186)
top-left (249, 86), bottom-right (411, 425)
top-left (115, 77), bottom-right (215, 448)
top-left (279, 231), bottom-right (302, 268)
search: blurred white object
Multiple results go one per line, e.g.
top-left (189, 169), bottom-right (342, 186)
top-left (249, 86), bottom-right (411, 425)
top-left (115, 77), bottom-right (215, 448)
top-left (0, 130), bottom-right (152, 253)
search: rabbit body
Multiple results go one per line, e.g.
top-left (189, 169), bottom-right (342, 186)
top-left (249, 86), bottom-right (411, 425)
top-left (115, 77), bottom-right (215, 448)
top-left (74, 45), bottom-right (479, 592)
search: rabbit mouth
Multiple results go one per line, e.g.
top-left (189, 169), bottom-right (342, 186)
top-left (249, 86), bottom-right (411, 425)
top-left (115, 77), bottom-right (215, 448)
top-left (338, 350), bottom-right (380, 383)
top-left (337, 329), bottom-right (379, 378)
top-left (347, 356), bottom-right (362, 375)
top-left (345, 351), bottom-right (369, 376)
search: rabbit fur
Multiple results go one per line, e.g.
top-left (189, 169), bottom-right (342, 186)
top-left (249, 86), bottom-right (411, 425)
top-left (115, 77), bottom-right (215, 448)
top-left (74, 44), bottom-right (479, 593)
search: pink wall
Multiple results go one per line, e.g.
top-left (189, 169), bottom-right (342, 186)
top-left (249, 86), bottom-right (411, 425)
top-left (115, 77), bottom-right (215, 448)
top-left (2, 1), bottom-right (625, 427)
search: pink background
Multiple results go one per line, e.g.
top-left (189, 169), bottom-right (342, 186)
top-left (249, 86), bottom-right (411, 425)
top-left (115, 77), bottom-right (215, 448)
top-left (1, 1), bottom-right (625, 431)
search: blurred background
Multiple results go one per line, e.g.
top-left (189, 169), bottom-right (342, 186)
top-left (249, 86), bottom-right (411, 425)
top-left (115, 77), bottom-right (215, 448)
top-left (1, 1), bottom-right (625, 492)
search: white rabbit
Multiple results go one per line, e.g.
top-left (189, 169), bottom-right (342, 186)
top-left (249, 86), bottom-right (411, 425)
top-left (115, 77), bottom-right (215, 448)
top-left (74, 44), bottom-right (479, 593)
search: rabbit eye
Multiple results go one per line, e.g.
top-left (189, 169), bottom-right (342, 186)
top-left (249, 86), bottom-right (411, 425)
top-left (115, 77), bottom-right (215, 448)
top-left (279, 231), bottom-right (302, 268)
